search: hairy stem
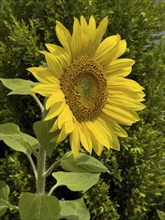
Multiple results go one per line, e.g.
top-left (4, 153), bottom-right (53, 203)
top-left (31, 93), bottom-right (47, 194)
top-left (36, 147), bottom-right (46, 194)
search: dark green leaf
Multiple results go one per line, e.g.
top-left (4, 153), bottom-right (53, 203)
top-left (19, 193), bottom-right (60, 220)
top-left (33, 120), bottom-right (56, 156)
top-left (59, 198), bottom-right (90, 220)
top-left (52, 171), bottom-right (100, 192)
top-left (61, 152), bottom-right (109, 173)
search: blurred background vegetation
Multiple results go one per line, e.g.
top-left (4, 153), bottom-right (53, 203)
top-left (0, 0), bottom-right (164, 219)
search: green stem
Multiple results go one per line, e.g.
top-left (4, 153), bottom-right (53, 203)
top-left (31, 93), bottom-right (47, 194)
top-left (9, 204), bottom-right (19, 210)
top-left (44, 160), bottom-right (61, 178)
top-left (36, 147), bottom-right (46, 194)
top-left (31, 94), bottom-right (45, 114)
top-left (27, 154), bottom-right (37, 180)
top-left (48, 183), bottom-right (58, 196)
top-left (27, 142), bottom-right (38, 158)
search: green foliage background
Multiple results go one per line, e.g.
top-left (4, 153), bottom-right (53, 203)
top-left (0, 0), bottom-right (164, 219)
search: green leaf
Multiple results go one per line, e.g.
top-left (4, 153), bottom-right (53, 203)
top-left (157, 209), bottom-right (165, 220)
top-left (0, 123), bottom-right (39, 155)
top-left (0, 123), bottom-right (21, 140)
top-left (0, 181), bottom-right (10, 217)
top-left (61, 152), bottom-right (109, 173)
top-left (0, 78), bottom-right (37, 95)
top-left (21, 133), bottom-right (39, 150)
top-left (19, 193), bottom-right (60, 220)
top-left (52, 171), bottom-right (100, 192)
top-left (33, 120), bottom-right (57, 156)
top-left (59, 198), bottom-right (90, 220)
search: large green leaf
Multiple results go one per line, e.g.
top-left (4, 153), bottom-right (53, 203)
top-left (19, 193), bottom-right (60, 220)
top-left (61, 152), bottom-right (109, 173)
top-left (0, 181), bottom-right (10, 217)
top-left (33, 120), bottom-right (57, 156)
top-left (52, 171), bottom-right (100, 192)
top-left (59, 198), bottom-right (90, 220)
top-left (0, 78), bottom-right (37, 95)
top-left (0, 123), bottom-right (39, 155)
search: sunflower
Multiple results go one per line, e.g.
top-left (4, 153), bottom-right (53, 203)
top-left (28, 16), bottom-right (145, 157)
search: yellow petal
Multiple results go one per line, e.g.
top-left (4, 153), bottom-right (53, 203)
top-left (87, 16), bottom-right (96, 49)
top-left (70, 125), bottom-right (80, 158)
top-left (103, 104), bottom-right (140, 125)
top-left (107, 77), bottom-right (144, 92)
top-left (27, 67), bottom-right (59, 84)
top-left (63, 117), bottom-right (74, 133)
top-left (56, 21), bottom-right (71, 53)
top-left (80, 16), bottom-right (88, 31)
top-left (95, 117), bottom-right (120, 150)
top-left (94, 35), bottom-right (120, 66)
top-left (51, 125), bottom-right (69, 143)
top-left (86, 128), bottom-right (104, 155)
top-left (85, 121), bottom-right (110, 148)
top-left (100, 112), bottom-right (128, 138)
top-left (45, 43), bottom-right (65, 54)
top-left (45, 43), bottom-right (71, 69)
top-left (108, 90), bottom-right (145, 101)
top-left (57, 105), bottom-right (72, 129)
top-left (92, 141), bottom-right (104, 156)
top-left (49, 119), bottom-right (58, 132)
top-left (40, 51), bottom-right (63, 78)
top-left (71, 18), bottom-right (82, 59)
top-left (106, 67), bottom-right (132, 78)
top-left (32, 84), bottom-right (60, 97)
top-left (45, 91), bottom-right (65, 110)
top-left (88, 16), bottom-right (108, 56)
top-left (107, 96), bottom-right (145, 111)
top-left (113, 39), bottom-right (127, 60)
top-left (79, 16), bottom-right (89, 56)
top-left (79, 122), bottom-right (92, 154)
top-left (105, 58), bottom-right (135, 76)
top-left (44, 101), bottom-right (65, 121)
top-left (89, 15), bottom-right (96, 31)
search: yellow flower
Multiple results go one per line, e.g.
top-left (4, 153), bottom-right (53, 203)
top-left (28, 16), bottom-right (145, 157)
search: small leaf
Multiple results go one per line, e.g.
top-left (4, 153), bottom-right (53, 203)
top-left (0, 123), bottom-right (21, 140)
top-left (59, 198), bottom-right (90, 220)
top-left (52, 171), bottom-right (100, 192)
top-left (0, 181), bottom-right (10, 217)
top-left (157, 209), bottom-right (165, 220)
top-left (0, 123), bottom-right (39, 155)
top-left (0, 78), bottom-right (37, 95)
top-left (33, 120), bottom-right (57, 156)
top-left (61, 152), bottom-right (109, 173)
top-left (19, 193), bottom-right (60, 220)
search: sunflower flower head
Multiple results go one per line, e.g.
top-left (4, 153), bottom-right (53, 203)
top-left (28, 16), bottom-right (145, 158)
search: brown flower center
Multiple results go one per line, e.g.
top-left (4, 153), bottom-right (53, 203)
top-left (60, 56), bottom-right (107, 122)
